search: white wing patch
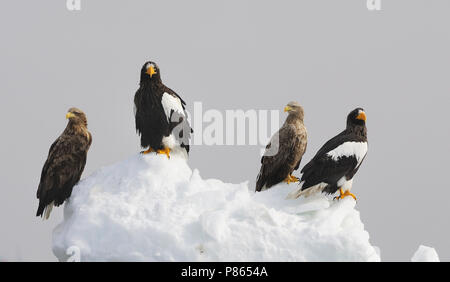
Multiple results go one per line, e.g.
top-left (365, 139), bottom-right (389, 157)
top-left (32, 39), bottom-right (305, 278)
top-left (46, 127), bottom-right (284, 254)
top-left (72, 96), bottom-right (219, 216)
top-left (327, 141), bottom-right (368, 166)
top-left (161, 92), bottom-right (185, 122)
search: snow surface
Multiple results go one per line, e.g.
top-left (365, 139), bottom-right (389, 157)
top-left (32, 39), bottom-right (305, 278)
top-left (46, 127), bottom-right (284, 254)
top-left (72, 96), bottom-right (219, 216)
top-left (411, 245), bottom-right (440, 262)
top-left (52, 151), bottom-right (381, 262)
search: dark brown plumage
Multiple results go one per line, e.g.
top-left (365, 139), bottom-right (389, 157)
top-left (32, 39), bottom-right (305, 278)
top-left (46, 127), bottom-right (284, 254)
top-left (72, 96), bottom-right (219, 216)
top-left (256, 102), bottom-right (307, 192)
top-left (36, 108), bottom-right (92, 219)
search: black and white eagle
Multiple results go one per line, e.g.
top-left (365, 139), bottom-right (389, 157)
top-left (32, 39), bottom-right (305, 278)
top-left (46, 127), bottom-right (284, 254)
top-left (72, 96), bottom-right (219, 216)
top-left (287, 108), bottom-right (367, 200)
top-left (134, 61), bottom-right (192, 158)
top-left (36, 108), bottom-right (92, 219)
top-left (256, 102), bottom-right (307, 192)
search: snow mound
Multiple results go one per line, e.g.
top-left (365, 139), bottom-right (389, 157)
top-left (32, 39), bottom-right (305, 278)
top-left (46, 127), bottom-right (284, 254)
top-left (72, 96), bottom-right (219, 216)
top-left (411, 245), bottom-right (440, 262)
top-left (52, 152), bottom-right (380, 262)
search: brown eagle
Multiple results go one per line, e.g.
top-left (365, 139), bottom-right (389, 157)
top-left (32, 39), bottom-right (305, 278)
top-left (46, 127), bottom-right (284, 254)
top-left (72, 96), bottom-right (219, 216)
top-left (256, 102), bottom-right (307, 192)
top-left (36, 108), bottom-right (92, 219)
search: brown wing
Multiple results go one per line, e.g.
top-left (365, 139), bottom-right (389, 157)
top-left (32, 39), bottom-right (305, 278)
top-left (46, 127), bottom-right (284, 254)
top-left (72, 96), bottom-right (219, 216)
top-left (36, 131), bottom-right (91, 217)
top-left (255, 124), bottom-right (307, 191)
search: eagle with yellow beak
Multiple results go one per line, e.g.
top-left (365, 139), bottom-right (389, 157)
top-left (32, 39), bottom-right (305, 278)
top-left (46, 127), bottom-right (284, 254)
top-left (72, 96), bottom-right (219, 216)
top-left (36, 108), bottom-right (92, 219)
top-left (256, 101), bottom-right (307, 192)
top-left (134, 61), bottom-right (192, 158)
top-left (287, 108), bottom-right (368, 201)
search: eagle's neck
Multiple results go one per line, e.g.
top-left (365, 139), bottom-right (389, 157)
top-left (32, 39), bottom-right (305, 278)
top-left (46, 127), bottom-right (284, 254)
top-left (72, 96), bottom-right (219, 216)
top-left (347, 125), bottom-right (367, 139)
top-left (285, 113), bottom-right (304, 125)
top-left (140, 80), bottom-right (164, 93)
top-left (65, 121), bottom-right (89, 137)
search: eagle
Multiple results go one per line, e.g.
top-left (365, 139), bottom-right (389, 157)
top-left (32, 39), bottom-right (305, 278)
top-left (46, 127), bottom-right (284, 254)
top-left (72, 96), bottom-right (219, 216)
top-left (287, 108), bottom-right (368, 200)
top-left (36, 108), bottom-right (92, 219)
top-left (256, 102), bottom-right (307, 192)
top-left (134, 61), bottom-right (192, 158)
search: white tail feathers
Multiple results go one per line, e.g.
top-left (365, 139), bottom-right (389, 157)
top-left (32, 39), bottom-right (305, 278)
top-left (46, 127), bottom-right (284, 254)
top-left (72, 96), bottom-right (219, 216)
top-left (43, 202), bottom-right (54, 220)
top-left (286, 182), bottom-right (327, 200)
top-left (286, 188), bottom-right (303, 199)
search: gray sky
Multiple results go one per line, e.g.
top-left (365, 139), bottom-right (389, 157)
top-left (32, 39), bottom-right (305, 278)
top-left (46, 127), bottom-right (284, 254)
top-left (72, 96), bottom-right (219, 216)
top-left (1, 0), bottom-right (449, 261)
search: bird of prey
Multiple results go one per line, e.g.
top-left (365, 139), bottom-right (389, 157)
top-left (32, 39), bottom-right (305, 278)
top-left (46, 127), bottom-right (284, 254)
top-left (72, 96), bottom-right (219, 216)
top-left (134, 61), bottom-right (192, 158)
top-left (287, 108), bottom-right (368, 200)
top-left (256, 101), bottom-right (307, 192)
top-left (36, 108), bottom-right (92, 219)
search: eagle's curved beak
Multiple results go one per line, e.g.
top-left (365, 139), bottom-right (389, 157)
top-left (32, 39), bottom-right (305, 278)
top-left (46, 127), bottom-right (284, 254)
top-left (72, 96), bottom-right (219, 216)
top-left (146, 66), bottom-right (157, 78)
top-left (284, 106), bottom-right (292, 112)
top-left (356, 111), bottom-right (366, 121)
top-left (66, 112), bottom-right (75, 119)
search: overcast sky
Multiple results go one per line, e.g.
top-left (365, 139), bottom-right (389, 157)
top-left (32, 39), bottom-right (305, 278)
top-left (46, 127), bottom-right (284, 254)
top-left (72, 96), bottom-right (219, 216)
top-left (1, 0), bottom-right (449, 261)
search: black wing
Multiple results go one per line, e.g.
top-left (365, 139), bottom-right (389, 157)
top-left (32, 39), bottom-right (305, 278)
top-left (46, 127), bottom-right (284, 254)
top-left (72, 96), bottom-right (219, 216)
top-left (300, 131), bottom-right (360, 193)
top-left (134, 87), bottom-right (168, 136)
top-left (134, 87), bottom-right (171, 149)
top-left (300, 154), bottom-right (358, 193)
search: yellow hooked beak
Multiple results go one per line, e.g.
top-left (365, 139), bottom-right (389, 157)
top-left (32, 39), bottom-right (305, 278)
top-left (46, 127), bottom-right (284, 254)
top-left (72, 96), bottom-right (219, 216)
top-left (284, 106), bottom-right (292, 112)
top-left (146, 66), bottom-right (157, 78)
top-left (356, 111), bottom-right (366, 121)
top-left (66, 112), bottom-right (75, 119)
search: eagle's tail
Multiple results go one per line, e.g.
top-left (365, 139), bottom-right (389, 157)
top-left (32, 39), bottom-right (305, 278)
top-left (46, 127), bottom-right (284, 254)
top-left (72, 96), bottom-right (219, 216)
top-left (36, 201), bottom-right (54, 220)
top-left (286, 182), bottom-right (328, 199)
top-left (43, 202), bottom-right (54, 220)
top-left (286, 181), bottom-right (305, 199)
top-left (255, 170), bottom-right (266, 192)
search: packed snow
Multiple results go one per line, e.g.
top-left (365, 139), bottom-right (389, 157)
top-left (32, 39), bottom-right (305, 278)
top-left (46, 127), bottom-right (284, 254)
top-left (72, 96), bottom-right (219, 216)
top-left (411, 245), bottom-right (440, 262)
top-left (53, 151), bottom-right (382, 262)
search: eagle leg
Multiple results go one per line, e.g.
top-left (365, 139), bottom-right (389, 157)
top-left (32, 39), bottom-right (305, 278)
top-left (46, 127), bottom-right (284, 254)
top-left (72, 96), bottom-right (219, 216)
top-left (157, 147), bottom-right (171, 159)
top-left (334, 188), bottom-right (357, 201)
top-left (141, 147), bottom-right (154, 154)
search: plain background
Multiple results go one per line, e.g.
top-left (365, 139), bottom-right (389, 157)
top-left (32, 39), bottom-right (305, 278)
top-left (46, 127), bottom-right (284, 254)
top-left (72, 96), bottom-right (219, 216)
top-left (0, 0), bottom-right (449, 261)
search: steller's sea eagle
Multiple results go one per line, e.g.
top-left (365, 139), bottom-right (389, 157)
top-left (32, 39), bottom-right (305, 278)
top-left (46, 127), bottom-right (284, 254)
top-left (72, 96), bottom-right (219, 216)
top-left (134, 61), bottom-right (192, 158)
top-left (287, 108), bottom-right (368, 201)
top-left (256, 101), bottom-right (307, 192)
top-left (36, 108), bottom-right (92, 219)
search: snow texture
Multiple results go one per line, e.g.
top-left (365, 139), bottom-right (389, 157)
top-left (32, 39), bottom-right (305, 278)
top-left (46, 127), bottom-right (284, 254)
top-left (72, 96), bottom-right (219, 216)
top-left (53, 152), bottom-right (381, 262)
top-left (411, 245), bottom-right (440, 262)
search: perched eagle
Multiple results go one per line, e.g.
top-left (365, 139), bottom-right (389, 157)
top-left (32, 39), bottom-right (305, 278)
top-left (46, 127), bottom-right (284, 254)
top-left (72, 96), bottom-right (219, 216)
top-left (36, 108), bottom-right (92, 219)
top-left (134, 61), bottom-right (192, 158)
top-left (287, 108), bottom-right (368, 200)
top-left (256, 102), bottom-right (307, 192)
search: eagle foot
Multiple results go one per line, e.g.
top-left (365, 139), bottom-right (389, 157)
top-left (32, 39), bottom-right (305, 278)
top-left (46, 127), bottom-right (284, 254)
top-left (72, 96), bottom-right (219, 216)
top-left (141, 147), bottom-right (154, 154)
top-left (334, 188), bottom-right (357, 201)
top-left (157, 147), bottom-right (171, 159)
top-left (283, 174), bottom-right (299, 184)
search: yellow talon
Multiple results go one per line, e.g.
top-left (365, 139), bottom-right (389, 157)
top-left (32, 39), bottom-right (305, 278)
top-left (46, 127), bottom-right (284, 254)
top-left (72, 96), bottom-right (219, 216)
top-left (283, 174), bottom-right (299, 184)
top-left (141, 147), bottom-right (154, 154)
top-left (289, 175), bottom-right (299, 182)
top-left (335, 188), bottom-right (357, 201)
top-left (157, 147), bottom-right (171, 159)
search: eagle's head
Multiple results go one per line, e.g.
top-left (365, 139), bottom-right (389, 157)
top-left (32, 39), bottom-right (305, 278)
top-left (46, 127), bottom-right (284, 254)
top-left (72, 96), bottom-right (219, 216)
top-left (284, 101), bottom-right (304, 121)
top-left (140, 61), bottom-right (161, 83)
top-left (347, 108), bottom-right (366, 127)
top-left (66, 107), bottom-right (87, 126)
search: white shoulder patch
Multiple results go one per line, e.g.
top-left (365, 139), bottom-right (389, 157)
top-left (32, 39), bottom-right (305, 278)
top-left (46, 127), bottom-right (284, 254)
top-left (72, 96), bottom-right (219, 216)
top-left (326, 141), bottom-right (368, 165)
top-left (161, 93), bottom-right (185, 122)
